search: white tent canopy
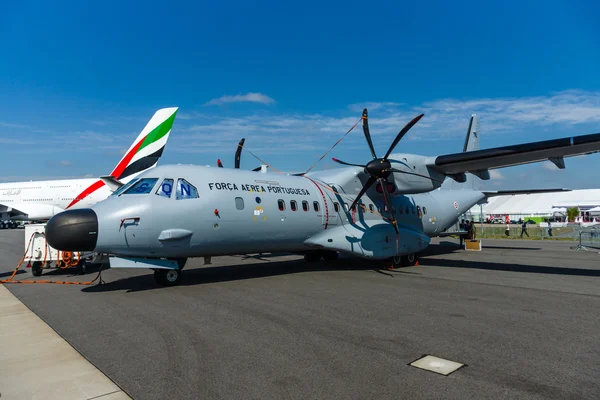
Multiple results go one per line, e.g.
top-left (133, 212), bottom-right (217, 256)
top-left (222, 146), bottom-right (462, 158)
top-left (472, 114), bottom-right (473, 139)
top-left (471, 189), bottom-right (600, 216)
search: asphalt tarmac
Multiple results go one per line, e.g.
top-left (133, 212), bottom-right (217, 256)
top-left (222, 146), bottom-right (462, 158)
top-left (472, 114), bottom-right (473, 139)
top-left (2, 229), bottom-right (599, 400)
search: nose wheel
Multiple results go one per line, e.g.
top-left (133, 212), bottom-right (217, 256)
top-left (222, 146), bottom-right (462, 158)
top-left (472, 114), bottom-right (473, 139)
top-left (154, 269), bottom-right (182, 286)
top-left (153, 258), bottom-right (187, 287)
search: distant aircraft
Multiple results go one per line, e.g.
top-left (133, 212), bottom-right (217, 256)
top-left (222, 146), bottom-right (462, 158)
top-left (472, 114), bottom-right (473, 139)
top-left (46, 108), bottom-right (596, 286)
top-left (0, 107), bottom-right (178, 224)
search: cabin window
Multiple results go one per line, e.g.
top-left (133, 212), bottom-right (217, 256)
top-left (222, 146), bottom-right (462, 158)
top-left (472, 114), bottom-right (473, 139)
top-left (235, 197), bottom-right (244, 210)
top-left (176, 179), bottom-right (199, 200)
top-left (334, 202), bottom-right (340, 212)
top-left (302, 201), bottom-right (309, 212)
top-left (255, 197), bottom-right (262, 204)
top-left (369, 204), bottom-right (374, 213)
top-left (112, 178), bottom-right (139, 196)
top-left (156, 179), bottom-right (174, 198)
top-left (423, 206), bottom-right (427, 215)
top-left (123, 178), bottom-right (158, 195)
top-left (313, 201), bottom-right (320, 212)
top-left (278, 199), bottom-right (286, 211)
top-left (290, 200), bottom-right (298, 211)
top-left (405, 206), bottom-right (409, 214)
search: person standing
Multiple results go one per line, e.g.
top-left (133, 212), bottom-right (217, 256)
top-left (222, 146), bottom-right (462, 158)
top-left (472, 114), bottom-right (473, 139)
top-left (547, 221), bottom-right (553, 237)
top-left (505, 223), bottom-right (510, 237)
top-left (520, 221), bottom-right (529, 238)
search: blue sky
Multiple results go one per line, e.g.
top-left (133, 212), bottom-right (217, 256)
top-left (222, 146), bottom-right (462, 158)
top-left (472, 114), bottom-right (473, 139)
top-left (1, 0), bottom-right (600, 189)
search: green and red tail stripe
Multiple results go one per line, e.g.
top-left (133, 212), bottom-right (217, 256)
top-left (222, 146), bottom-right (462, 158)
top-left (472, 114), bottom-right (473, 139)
top-left (67, 107), bottom-right (178, 209)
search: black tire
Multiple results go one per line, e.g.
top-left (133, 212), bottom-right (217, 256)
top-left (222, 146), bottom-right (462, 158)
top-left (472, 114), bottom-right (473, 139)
top-left (11, 222), bottom-right (17, 229)
top-left (154, 269), bottom-right (182, 286)
top-left (76, 260), bottom-right (87, 275)
top-left (322, 251), bottom-right (338, 261)
top-left (0, 222), bottom-right (5, 229)
top-left (31, 261), bottom-right (43, 277)
top-left (391, 255), bottom-right (403, 268)
top-left (304, 252), bottom-right (322, 263)
top-left (402, 253), bottom-right (417, 267)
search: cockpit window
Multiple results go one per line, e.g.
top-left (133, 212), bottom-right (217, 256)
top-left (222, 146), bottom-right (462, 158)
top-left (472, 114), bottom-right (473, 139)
top-left (111, 178), bottom-right (139, 196)
top-left (176, 178), bottom-right (198, 200)
top-left (156, 179), bottom-right (174, 198)
top-left (123, 178), bottom-right (158, 195)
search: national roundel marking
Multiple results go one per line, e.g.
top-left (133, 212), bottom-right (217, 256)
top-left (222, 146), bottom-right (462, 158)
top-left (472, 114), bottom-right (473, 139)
top-left (454, 201), bottom-right (459, 210)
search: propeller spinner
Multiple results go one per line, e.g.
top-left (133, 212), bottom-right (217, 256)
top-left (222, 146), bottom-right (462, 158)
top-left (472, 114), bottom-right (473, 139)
top-left (332, 108), bottom-right (427, 234)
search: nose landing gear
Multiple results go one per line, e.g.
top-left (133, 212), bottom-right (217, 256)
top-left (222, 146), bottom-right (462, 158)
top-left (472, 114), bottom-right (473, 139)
top-left (153, 258), bottom-right (187, 287)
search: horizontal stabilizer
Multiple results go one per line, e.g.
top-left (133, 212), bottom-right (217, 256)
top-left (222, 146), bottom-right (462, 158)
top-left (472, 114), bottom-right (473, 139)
top-left (100, 176), bottom-right (124, 192)
top-left (432, 131), bottom-right (600, 174)
top-left (482, 188), bottom-right (571, 197)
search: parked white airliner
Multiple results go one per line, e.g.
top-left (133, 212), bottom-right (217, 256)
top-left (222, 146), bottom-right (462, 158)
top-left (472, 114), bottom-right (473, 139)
top-left (0, 107), bottom-right (178, 225)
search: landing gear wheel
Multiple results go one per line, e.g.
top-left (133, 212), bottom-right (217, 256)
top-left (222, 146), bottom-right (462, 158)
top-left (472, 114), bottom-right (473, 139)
top-left (322, 251), bottom-right (338, 261)
top-left (76, 260), bottom-right (87, 275)
top-left (391, 255), bottom-right (403, 268)
top-left (0, 222), bottom-right (5, 229)
top-left (31, 261), bottom-right (43, 277)
top-left (154, 269), bottom-right (182, 286)
top-left (304, 252), bottom-right (322, 263)
top-left (402, 253), bottom-right (417, 267)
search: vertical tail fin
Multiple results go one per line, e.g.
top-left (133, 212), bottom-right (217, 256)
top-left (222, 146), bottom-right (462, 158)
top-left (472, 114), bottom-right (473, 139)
top-left (110, 107), bottom-right (178, 181)
top-left (463, 114), bottom-right (480, 190)
top-left (442, 113), bottom-right (480, 190)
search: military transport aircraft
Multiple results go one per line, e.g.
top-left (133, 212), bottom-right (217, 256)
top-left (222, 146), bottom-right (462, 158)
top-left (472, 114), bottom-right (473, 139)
top-left (45, 108), bottom-right (600, 286)
top-left (0, 107), bottom-right (178, 223)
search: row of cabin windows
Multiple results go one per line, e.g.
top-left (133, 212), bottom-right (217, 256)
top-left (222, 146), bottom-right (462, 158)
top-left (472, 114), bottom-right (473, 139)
top-left (235, 197), bottom-right (428, 218)
top-left (277, 199), bottom-right (320, 212)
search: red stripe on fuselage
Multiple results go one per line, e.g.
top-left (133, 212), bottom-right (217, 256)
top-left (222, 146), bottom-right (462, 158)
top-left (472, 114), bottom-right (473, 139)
top-left (66, 180), bottom-right (105, 209)
top-left (304, 177), bottom-right (329, 230)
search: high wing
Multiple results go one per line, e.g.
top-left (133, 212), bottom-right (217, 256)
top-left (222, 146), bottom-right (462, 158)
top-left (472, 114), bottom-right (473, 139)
top-left (431, 132), bottom-right (600, 175)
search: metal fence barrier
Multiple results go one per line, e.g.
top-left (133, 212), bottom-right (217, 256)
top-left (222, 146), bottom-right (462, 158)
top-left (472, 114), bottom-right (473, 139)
top-left (572, 226), bottom-right (600, 251)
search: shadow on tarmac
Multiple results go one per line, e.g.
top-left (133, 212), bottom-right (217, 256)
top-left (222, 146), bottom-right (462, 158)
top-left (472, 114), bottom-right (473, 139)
top-left (81, 257), bottom-right (421, 293)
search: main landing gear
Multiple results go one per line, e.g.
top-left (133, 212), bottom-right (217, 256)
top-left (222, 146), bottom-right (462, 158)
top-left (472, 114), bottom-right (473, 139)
top-left (389, 253), bottom-right (418, 269)
top-left (153, 258), bottom-right (187, 287)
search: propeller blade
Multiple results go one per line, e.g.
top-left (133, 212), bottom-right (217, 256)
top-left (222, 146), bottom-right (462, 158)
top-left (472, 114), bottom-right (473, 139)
top-left (217, 159), bottom-right (224, 168)
top-left (332, 158), bottom-right (365, 168)
top-left (387, 167), bottom-right (444, 183)
top-left (349, 177), bottom-right (377, 212)
top-left (362, 108), bottom-right (378, 159)
top-left (235, 138), bottom-right (245, 169)
top-left (378, 177), bottom-right (399, 234)
top-left (383, 114), bottom-right (425, 160)
top-left (252, 166), bottom-right (261, 172)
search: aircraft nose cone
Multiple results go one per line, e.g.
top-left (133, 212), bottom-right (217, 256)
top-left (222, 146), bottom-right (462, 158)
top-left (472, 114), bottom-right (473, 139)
top-left (46, 209), bottom-right (98, 251)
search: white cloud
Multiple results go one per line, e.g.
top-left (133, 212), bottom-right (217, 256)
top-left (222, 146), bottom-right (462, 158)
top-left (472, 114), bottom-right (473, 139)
top-left (58, 160), bottom-right (72, 167)
top-left (489, 170), bottom-right (505, 180)
top-left (204, 92), bottom-right (276, 106)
